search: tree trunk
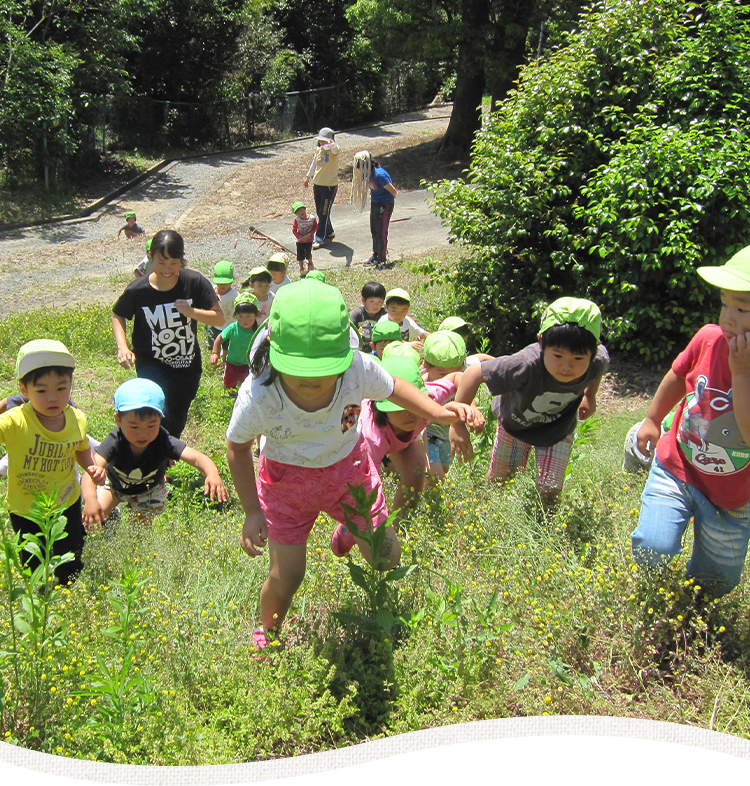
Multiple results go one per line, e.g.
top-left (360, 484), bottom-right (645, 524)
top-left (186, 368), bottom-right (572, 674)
top-left (437, 0), bottom-right (491, 159)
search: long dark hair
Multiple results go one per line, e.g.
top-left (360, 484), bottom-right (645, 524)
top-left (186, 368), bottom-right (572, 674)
top-left (150, 230), bottom-right (187, 266)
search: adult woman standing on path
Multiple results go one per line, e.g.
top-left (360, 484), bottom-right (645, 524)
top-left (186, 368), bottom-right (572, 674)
top-left (303, 127), bottom-right (339, 249)
top-left (111, 229), bottom-right (224, 438)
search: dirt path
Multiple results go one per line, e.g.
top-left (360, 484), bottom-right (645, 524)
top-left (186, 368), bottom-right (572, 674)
top-left (0, 107), bottom-right (457, 317)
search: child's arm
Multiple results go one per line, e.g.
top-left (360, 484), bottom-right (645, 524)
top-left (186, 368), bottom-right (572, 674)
top-left (112, 315), bottom-right (136, 369)
top-left (442, 371), bottom-right (485, 433)
top-left (180, 447), bottom-right (228, 502)
top-left (728, 331), bottom-right (750, 445)
top-left (227, 438), bottom-right (268, 556)
top-left (448, 363), bottom-right (487, 463)
top-left (76, 445), bottom-right (106, 486)
top-left (384, 182), bottom-right (398, 198)
top-left (81, 453), bottom-right (108, 532)
top-left (578, 376), bottom-right (602, 420)
top-left (174, 299), bottom-right (225, 327)
top-left (210, 332), bottom-right (224, 366)
top-left (637, 369), bottom-right (686, 458)
top-left (388, 377), bottom-right (473, 426)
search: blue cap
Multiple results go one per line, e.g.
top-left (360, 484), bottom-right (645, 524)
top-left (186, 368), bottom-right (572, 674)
top-left (113, 378), bottom-right (165, 416)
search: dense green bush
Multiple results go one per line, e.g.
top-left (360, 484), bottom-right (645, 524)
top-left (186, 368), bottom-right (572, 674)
top-left (433, 0), bottom-right (750, 360)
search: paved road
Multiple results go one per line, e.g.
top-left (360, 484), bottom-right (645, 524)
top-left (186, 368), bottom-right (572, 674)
top-left (0, 107), bottom-right (454, 316)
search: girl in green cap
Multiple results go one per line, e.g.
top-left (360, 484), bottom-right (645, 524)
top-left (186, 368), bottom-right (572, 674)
top-left (226, 279), bottom-right (473, 649)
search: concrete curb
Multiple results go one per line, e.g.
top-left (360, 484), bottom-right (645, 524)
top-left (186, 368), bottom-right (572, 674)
top-left (0, 106), bottom-right (453, 234)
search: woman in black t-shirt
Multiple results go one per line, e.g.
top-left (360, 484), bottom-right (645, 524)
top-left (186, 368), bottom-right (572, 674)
top-left (112, 230), bottom-right (223, 437)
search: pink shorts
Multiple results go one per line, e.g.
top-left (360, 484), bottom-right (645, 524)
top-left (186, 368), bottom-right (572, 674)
top-left (257, 437), bottom-right (389, 546)
top-left (488, 420), bottom-right (573, 491)
top-left (224, 362), bottom-right (250, 389)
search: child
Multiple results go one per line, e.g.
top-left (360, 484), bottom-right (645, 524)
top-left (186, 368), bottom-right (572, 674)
top-left (205, 259), bottom-right (239, 351)
top-left (422, 331), bottom-right (472, 483)
top-left (82, 379), bottom-right (227, 526)
top-left (117, 211), bottom-right (145, 239)
top-left (362, 355), bottom-right (465, 523)
top-left (240, 266), bottom-right (274, 322)
top-left (369, 320), bottom-right (401, 358)
top-left (226, 279), bottom-right (471, 647)
top-left (378, 288), bottom-right (429, 348)
top-left (438, 316), bottom-right (495, 365)
top-left (267, 253), bottom-right (292, 293)
top-left (291, 201), bottom-right (318, 277)
top-left (210, 293), bottom-right (260, 389)
top-left (350, 281), bottom-right (386, 349)
top-left (631, 246), bottom-right (750, 597)
top-left (450, 297), bottom-right (608, 507)
top-left (0, 340), bottom-right (104, 584)
top-left (133, 238), bottom-right (153, 278)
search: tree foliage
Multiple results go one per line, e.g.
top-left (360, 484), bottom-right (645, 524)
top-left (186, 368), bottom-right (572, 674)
top-left (433, 0), bottom-right (750, 361)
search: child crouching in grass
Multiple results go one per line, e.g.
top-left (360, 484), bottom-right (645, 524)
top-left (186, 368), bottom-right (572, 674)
top-left (82, 379), bottom-right (227, 526)
top-left (226, 279), bottom-right (474, 649)
top-left (450, 297), bottom-right (608, 509)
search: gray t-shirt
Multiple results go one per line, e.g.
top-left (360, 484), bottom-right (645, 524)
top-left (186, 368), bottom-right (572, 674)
top-left (482, 343), bottom-right (609, 447)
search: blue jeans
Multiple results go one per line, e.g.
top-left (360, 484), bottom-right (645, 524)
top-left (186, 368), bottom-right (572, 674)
top-left (313, 184), bottom-right (337, 242)
top-left (631, 458), bottom-right (750, 595)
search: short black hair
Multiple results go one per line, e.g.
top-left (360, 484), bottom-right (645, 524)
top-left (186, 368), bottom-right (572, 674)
top-left (362, 281), bottom-right (386, 299)
top-left (250, 271), bottom-right (272, 284)
top-left (117, 406), bottom-right (162, 421)
top-left (267, 260), bottom-right (287, 272)
top-left (386, 296), bottom-right (409, 307)
top-left (20, 366), bottom-right (73, 387)
top-left (540, 322), bottom-right (597, 357)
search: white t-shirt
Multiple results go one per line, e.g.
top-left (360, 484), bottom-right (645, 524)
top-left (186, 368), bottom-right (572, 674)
top-left (256, 291), bottom-right (274, 323)
top-left (377, 314), bottom-right (427, 342)
top-left (216, 287), bottom-right (239, 328)
top-left (269, 276), bottom-right (292, 294)
top-left (226, 351), bottom-right (394, 468)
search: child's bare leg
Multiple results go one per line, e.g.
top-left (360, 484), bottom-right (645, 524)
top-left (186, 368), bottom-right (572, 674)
top-left (388, 442), bottom-right (427, 519)
top-left (353, 525), bottom-right (401, 570)
top-left (97, 488), bottom-right (119, 520)
top-left (260, 541), bottom-right (307, 631)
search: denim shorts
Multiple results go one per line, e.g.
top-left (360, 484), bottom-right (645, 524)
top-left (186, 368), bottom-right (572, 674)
top-left (427, 435), bottom-right (452, 468)
top-left (631, 457), bottom-right (750, 595)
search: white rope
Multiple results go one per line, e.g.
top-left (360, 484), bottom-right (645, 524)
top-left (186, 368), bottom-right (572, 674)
top-left (351, 150), bottom-right (372, 213)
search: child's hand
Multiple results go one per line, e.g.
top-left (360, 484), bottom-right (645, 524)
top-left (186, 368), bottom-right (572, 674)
top-left (442, 401), bottom-right (475, 426)
top-left (468, 403), bottom-right (485, 434)
top-left (209, 352), bottom-right (221, 367)
top-left (117, 347), bottom-right (136, 369)
top-left (578, 395), bottom-right (597, 420)
top-left (241, 509), bottom-right (268, 557)
top-left (729, 331), bottom-right (750, 377)
top-left (637, 418), bottom-right (661, 458)
top-left (86, 465), bottom-right (107, 486)
top-left (83, 500), bottom-right (105, 532)
top-left (204, 474), bottom-right (228, 502)
top-left (450, 422), bottom-right (474, 463)
top-left (408, 340), bottom-right (424, 351)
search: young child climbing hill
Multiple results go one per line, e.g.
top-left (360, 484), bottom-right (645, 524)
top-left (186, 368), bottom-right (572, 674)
top-left (225, 279), bottom-right (473, 648)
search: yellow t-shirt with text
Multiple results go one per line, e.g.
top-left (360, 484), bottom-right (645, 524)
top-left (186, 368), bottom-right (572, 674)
top-left (0, 403), bottom-right (88, 515)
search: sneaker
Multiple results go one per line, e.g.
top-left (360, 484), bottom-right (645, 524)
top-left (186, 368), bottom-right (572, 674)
top-left (331, 524), bottom-right (356, 557)
top-left (307, 262), bottom-right (315, 271)
top-left (326, 231), bottom-right (335, 240)
top-left (312, 240), bottom-right (322, 250)
top-left (363, 255), bottom-right (376, 267)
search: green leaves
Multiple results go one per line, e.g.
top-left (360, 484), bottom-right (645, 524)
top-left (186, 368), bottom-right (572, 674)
top-left (434, 0), bottom-right (750, 359)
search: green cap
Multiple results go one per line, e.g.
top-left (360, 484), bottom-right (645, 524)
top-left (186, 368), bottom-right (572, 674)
top-left (539, 297), bottom-right (602, 341)
top-left (213, 259), bottom-right (235, 284)
top-left (382, 341), bottom-right (420, 364)
top-left (306, 269), bottom-right (327, 283)
top-left (698, 246), bottom-right (750, 291)
top-left (438, 316), bottom-right (470, 332)
top-left (235, 292), bottom-right (259, 308)
top-left (248, 266), bottom-right (271, 279)
top-left (16, 339), bottom-right (75, 379)
top-left (145, 238), bottom-right (152, 251)
top-left (385, 288), bottom-right (411, 303)
top-left (291, 201), bottom-right (306, 213)
top-left (125, 211), bottom-right (136, 219)
top-left (423, 331), bottom-right (467, 368)
top-left (266, 252), bottom-right (288, 269)
top-left (375, 356), bottom-right (427, 412)
top-left (269, 280), bottom-right (353, 376)
top-left (371, 321), bottom-right (401, 342)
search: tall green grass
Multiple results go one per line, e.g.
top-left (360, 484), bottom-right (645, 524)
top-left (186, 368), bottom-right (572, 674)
top-left (1, 259), bottom-right (749, 763)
